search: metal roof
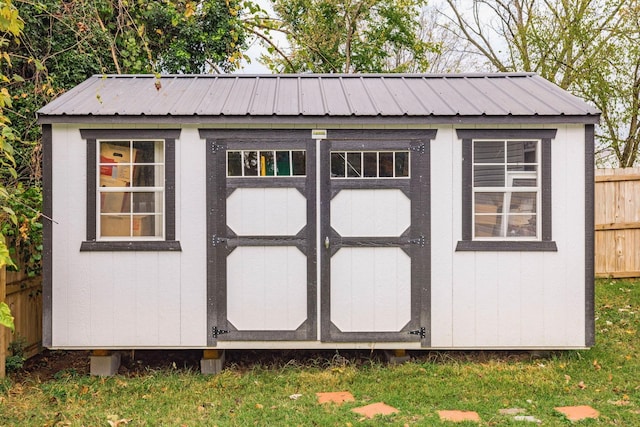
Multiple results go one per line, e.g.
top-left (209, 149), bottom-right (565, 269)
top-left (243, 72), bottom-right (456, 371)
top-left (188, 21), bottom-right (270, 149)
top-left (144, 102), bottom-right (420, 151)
top-left (37, 73), bottom-right (600, 124)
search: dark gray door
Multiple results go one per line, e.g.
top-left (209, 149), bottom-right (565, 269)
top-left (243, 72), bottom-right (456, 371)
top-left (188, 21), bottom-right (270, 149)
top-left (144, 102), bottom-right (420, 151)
top-left (204, 130), bottom-right (317, 345)
top-left (320, 132), bottom-right (432, 345)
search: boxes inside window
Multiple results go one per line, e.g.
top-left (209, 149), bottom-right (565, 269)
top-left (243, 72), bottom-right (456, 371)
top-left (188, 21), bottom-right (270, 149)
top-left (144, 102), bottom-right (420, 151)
top-left (100, 143), bottom-right (138, 183)
top-left (101, 215), bottom-right (155, 237)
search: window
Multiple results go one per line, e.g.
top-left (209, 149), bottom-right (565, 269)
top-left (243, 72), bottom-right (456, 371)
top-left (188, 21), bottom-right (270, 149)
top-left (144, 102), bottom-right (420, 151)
top-left (80, 129), bottom-right (181, 251)
top-left (227, 150), bottom-right (306, 177)
top-left (330, 151), bottom-right (410, 178)
top-left (456, 129), bottom-right (557, 252)
top-left (473, 140), bottom-right (538, 239)
top-left (99, 140), bottom-right (164, 238)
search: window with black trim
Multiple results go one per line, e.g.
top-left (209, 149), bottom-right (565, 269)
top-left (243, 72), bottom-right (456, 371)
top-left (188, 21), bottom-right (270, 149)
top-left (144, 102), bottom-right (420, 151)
top-left (80, 129), bottom-right (181, 252)
top-left (456, 129), bottom-right (557, 252)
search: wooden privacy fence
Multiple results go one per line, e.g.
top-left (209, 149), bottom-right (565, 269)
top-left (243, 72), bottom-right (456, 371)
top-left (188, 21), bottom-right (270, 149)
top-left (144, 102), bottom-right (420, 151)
top-left (595, 167), bottom-right (640, 278)
top-left (1, 265), bottom-right (43, 377)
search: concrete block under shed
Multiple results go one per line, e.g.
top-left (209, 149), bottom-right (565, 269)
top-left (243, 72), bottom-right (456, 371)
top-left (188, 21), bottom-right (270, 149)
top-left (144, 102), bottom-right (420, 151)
top-left (200, 350), bottom-right (225, 375)
top-left (90, 352), bottom-right (121, 376)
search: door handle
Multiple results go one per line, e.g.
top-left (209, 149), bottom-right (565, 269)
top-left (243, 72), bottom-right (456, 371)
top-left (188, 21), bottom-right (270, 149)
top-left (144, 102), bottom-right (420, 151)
top-left (324, 236), bottom-right (330, 249)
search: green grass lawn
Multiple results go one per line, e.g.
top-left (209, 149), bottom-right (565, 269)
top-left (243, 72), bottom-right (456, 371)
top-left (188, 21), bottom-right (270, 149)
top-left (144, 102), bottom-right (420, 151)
top-left (1, 279), bottom-right (638, 426)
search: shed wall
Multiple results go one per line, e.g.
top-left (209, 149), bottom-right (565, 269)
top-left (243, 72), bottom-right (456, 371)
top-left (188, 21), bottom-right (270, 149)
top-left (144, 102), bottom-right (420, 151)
top-left (51, 125), bottom-right (207, 347)
top-left (431, 125), bottom-right (587, 348)
top-left (49, 123), bottom-right (589, 349)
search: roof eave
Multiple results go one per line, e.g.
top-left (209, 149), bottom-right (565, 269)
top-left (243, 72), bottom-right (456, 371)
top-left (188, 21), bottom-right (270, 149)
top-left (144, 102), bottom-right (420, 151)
top-left (37, 113), bottom-right (601, 125)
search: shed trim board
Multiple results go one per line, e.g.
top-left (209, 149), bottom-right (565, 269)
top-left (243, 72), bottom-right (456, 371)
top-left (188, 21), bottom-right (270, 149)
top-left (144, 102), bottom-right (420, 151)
top-left (39, 73), bottom-right (598, 350)
top-left (42, 124), bottom-right (53, 348)
top-left (585, 124), bottom-right (595, 347)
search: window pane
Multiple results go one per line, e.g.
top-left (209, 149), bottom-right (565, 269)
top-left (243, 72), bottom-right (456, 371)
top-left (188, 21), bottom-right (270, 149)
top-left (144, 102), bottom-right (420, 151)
top-left (100, 175), bottom-right (129, 187)
top-left (227, 151), bottom-right (242, 176)
top-left (292, 151), bottom-right (306, 176)
top-left (100, 141), bottom-right (132, 182)
top-left (346, 152), bottom-right (362, 177)
top-left (475, 214), bottom-right (504, 237)
top-left (474, 141), bottom-right (504, 163)
top-left (101, 215), bottom-right (131, 237)
top-left (508, 192), bottom-right (537, 214)
top-left (507, 214), bottom-right (536, 237)
top-left (132, 214), bottom-right (157, 237)
top-left (276, 151), bottom-right (291, 176)
top-left (475, 192), bottom-right (504, 214)
top-left (363, 152), bottom-right (377, 177)
top-left (259, 151), bottom-right (275, 176)
top-left (132, 165), bottom-right (163, 187)
top-left (379, 152), bottom-right (393, 177)
top-left (395, 152), bottom-right (409, 177)
top-left (101, 192), bottom-right (129, 213)
top-left (132, 192), bottom-right (157, 213)
top-left (132, 140), bottom-right (162, 163)
top-left (474, 165), bottom-right (504, 187)
top-left (243, 151), bottom-right (258, 176)
top-left (507, 140), bottom-right (537, 164)
top-left (331, 152), bottom-right (346, 177)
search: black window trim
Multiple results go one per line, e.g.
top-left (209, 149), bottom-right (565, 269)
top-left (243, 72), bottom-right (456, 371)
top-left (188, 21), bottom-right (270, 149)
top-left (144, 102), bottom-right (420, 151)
top-left (79, 129), bottom-right (182, 252)
top-left (456, 128), bottom-right (558, 252)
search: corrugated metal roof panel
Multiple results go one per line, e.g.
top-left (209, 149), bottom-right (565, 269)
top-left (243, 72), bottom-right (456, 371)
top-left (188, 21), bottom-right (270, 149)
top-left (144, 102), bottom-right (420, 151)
top-left (195, 76), bottom-right (233, 115)
top-left (274, 76), bottom-right (300, 115)
top-left (320, 77), bottom-right (352, 116)
top-left (37, 73), bottom-right (600, 121)
top-left (299, 77), bottom-right (326, 115)
top-left (363, 77), bottom-right (403, 116)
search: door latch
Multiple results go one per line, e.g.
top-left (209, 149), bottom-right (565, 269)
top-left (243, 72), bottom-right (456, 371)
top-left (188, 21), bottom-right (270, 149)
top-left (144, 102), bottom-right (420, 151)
top-left (324, 236), bottom-right (330, 249)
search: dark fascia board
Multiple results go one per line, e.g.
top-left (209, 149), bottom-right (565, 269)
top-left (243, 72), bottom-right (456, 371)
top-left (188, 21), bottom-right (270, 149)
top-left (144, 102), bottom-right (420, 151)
top-left (38, 114), bottom-right (601, 125)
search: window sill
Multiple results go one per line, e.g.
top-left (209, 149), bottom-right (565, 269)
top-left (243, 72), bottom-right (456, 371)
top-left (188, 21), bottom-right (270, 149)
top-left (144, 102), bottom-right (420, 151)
top-left (455, 240), bottom-right (557, 252)
top-left (80, 240), bottom-right (182, 252)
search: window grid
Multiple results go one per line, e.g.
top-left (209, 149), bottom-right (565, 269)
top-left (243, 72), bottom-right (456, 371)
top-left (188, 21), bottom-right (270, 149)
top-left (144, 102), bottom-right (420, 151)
top-left (97, 139), bottom-right (165, 240)
top-left (472, 139), bottom-right (541, 240)
top-left (330, 150), bottom-right (410, 179)
top-left (226, 150), bottom-right (306, 177)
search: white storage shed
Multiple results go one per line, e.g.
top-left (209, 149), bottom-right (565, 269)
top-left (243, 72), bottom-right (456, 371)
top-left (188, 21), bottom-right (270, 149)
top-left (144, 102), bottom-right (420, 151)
top-left (38, 73), bottom-right (599, 355)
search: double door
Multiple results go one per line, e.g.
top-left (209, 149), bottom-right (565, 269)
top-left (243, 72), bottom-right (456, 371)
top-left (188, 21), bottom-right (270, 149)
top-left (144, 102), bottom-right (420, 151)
top-left (203, 129), bottom-right (432, 346)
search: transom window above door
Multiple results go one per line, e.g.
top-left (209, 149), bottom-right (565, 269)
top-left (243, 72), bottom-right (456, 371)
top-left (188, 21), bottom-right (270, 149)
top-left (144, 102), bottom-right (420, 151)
top-left (227, 150), bottom-right (306, 177)
top-left (330, 151), bottom-right (410, 178)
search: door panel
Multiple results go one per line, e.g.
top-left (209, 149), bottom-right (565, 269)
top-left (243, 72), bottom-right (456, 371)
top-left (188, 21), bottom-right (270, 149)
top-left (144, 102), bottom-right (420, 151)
top-left (320, 137), bottom-right (430, 344)
top-left (330, 247), bottom-right (411, 332)
top-left (205, 132), bottom-right (317, 344)
top-left (227, 246), bottom-right (308, 331)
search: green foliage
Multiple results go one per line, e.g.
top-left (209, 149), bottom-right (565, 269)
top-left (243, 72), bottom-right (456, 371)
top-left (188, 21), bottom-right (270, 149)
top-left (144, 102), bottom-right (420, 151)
top-left (5, 335), bottom-right (26, 371)
top-left (0, 302), bottom-right (14, 332)
top-left (1, 185), bottom-right (42, 276)
top-left (261, 0), bottom-right (437, 73)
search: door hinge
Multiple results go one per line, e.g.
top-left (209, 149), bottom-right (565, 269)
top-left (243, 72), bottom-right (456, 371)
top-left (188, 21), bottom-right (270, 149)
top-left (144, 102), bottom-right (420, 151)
top-left (409, 143), bottom-right (425, 154)
top-left (409, 236), bottom-right (425, 247)
top-left (211, 235), bottom-right (226, 247)
top-left (212, 326), bottom-right (229, 338)
top-left (408, 327), bottom-right (426, 338)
